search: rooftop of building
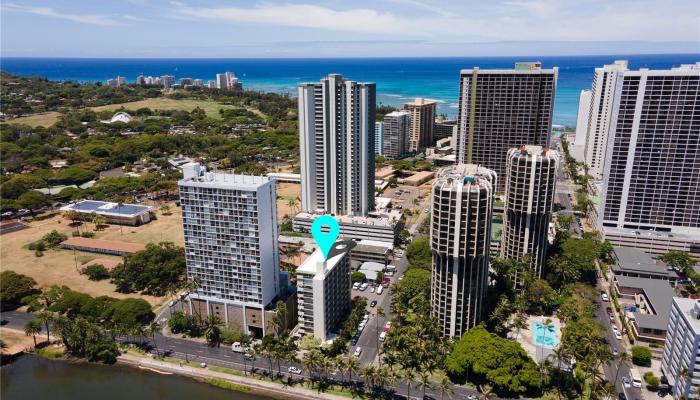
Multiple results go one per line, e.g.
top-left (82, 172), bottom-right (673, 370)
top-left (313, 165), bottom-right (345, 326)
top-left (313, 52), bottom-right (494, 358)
top-left (295, 210), bottom-right (402, 227)
top-left (354, 239), bottom-right (393, 250)
top-left (671, 297), bottom-right (700, 336)
top-left (404, 170), bottom-right (435, 182)
top-left (179, 163), bottom-right (271, 190)
top-left (359, 261), bottom-right (386, 272)
top-left (435, 164), bottom-right (497, 188)
top-left (385, 110), bottom-right (410, 117)
top-left (405, 97), bottom-right (437, 106)
top-left (61, 237), bottom-right (146, 254)
top-left (615, 275), bottom-right (675, 330)
top-left (61, 200), bottom-right (151, 217)
top-left (602, 226), bottom-right (700, 242)
top-left (460, 62), bottom-right (558, 75)
top-left (508, 145), bottom-right (560, 160)
top-left (297, 244), bottom-right (349, 276)
top-left (612, 246), bottom-right (677, 277)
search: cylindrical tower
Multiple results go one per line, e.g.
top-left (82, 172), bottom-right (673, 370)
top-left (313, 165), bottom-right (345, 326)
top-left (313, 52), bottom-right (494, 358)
top-left (430, 164), bottom-right (496, 337)
top-left (501, 145), bottom-right (559, 283)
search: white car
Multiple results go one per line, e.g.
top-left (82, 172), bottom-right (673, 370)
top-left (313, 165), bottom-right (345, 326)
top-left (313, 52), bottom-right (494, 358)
top-left (613, 329), bottom-right (622, 340)
top-left (370, 287), bottom-right (375, 293)
top-left (622, 377), bottom-right (631, 388)
top-left (288, 366), bottom-right (302, 374)
top-left (601, 293), bottom-right (609, 302)
top-left (353, 347), bottom-right (362, 357)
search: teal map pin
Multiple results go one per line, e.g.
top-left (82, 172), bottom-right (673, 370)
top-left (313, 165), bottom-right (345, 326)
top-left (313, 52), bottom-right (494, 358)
top-left (311, 215), bottom-right (340, 261)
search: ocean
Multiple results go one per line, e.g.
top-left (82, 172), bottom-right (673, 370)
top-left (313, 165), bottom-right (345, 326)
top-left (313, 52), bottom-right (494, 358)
top-left (1, 55), bottom-right (698, 126)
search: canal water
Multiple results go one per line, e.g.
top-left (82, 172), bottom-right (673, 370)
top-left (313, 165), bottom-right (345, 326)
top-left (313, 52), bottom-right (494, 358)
top-left (1, 355), bottom-right (273, 400)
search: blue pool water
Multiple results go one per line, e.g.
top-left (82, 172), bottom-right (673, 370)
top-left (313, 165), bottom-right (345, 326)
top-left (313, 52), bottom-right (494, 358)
top-left (532, 322), bottom-right (559, 348)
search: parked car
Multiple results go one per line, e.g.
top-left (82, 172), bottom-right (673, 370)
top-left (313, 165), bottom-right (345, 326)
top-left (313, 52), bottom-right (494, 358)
top-left (379, 331), bottom-right (387, 342)
top-left (601, 292), bottom-right (609, 302)
top-left (351, 336), bottom-right (358, 345)
top-left (353, 347), bottom-right (362, 357)
top-left (352, 282), bottom-right (360, 290)
top-left (288, 366), bottom-right (302, 374)
top-left (370, 287), bottom-right (375, 293)
top-left (612, 346), bottom-right (619, 356)
top-left (614, 330), bottom-right (623, 340)
top-left (360, 283), bottom-right (368, 291)
top-left (606, 307), bottom-right (613, 314)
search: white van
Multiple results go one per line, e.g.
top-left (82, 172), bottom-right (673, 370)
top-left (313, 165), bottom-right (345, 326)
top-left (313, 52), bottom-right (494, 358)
top-left (376, 286), bottom-right (384, 295)
top-left (231, 342), bottom-right (244, 353)
top-left (352, 282), bottom-right (360, 290)
top-left (630, 368), bottom-right (642, 388)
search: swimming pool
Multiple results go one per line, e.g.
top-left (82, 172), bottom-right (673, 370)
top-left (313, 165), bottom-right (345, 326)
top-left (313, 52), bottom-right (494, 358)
top-left (532, 322), bottom-right (559, 348)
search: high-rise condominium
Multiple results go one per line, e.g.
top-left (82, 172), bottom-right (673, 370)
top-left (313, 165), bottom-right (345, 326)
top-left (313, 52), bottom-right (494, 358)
top-left (431, 164), bottom-right (496, 337)
top-left (375, 122), bottom-right (384, 156)
top-left (296, 245), bottom-right (352, 341)
top-left (298, 74), bottom-right (376, 216)
top-left (404, 98), bottom-right (437, 152)
top-left (501, 146), bottom-right (559, 282)
top-left (580, 60), bottom-right (629, 179)
top-left (382, 110), bottom-right (410, 159)
top-left (661, 298), bottom-right (700, 399)
top-left (178, 163), bottom-right (280, 337)
top-left (456, 62), bottom-right (557, 190)
top-left (600, 63), bottom-right (700, 252)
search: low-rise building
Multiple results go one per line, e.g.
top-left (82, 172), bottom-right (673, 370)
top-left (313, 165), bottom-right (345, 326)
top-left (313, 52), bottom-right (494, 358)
top-left (613, 275), bottom-right (675, 344)
top-left (358, 261), bottom-right (386, 282)
top-left (403, 170), bottom-right (435, 186)
top-left (61, 200), bottom-right (152, 226)
top-left (602, 227), bottom-right (700, 257)
top-left (293, 210), bottom-right (402, 243)
top-left (61, 237), bottom-right (145, 256)
top-left (350, 239), bottom-right (392, 265)
top-left (296, 245), bottom-right (352, 342)
top-left (661, 298), bottom-right (700, 399)
top-left (611, 246), bottom-right (678, 281)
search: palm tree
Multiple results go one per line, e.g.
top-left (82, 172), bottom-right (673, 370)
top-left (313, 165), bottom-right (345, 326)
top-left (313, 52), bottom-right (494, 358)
top-left (92, 214), bottom-right (107, 231)
top-left (24, 320), bottom-right (42, 347)
top-left (376, 306), bottom-right (385, 365)
top-left (240, 334), bottom-right (252, 376)
top-left (346, 356), bottom-right (360, 385)
top-left (478, 384), bottom-right (496, 400)
top-left (613, 350), bottom-right (630, 386)
top-left (335, 355), bottom-right (347, 384)
top-left (403, 368), bottom-right (416, 400)
top-left (676, 367), bottom-right (689, 398)
top-left (203, 315), bottom-right (221, 347)
top-left (418, 372), bottom-right (433, 399)
top-left (117, 200), bottom-right (124, 235)
top-left (437, 376), bottom-right (454, 400)
top-left (37, 311), bottom-right (53, 344)
top-left (147, 321), bottom-right (161, 355)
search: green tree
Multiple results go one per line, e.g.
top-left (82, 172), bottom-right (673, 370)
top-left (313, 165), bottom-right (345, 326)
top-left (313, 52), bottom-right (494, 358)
top-left (24, 319), bottom-right (42, 347)
top-left (203, 315), bottom-right (222, 347)
top-left (0, 270), bottom-right (37, 310)
top-left (351, 271), bottom-right (366, 283)
top-left (110, 242), bottom-right (186, 296)
top-left (445, 325), bottom-right (540, 396)
top-left (405, 236), bottom-right (431, 269)
top-left (81, 264), bottom-right (110, 281)
top-left (660, 251), bottom-right (694, 274)
top-left (159, 204), bottom-right (171, 215)
top-left (631, 346), bottom-right (652, 367)
top-left (92, 214), bottom-right (107, 231)
top-left (17, 191), bottom-right (50, 214)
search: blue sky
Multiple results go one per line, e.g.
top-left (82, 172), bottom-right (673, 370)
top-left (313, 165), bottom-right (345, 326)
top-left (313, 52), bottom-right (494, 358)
top-left (1, 0), bottom-right (698, 57)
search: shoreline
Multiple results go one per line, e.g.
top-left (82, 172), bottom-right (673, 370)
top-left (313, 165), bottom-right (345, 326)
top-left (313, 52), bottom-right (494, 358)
top-left (117, 353), bottom-right (348, 400)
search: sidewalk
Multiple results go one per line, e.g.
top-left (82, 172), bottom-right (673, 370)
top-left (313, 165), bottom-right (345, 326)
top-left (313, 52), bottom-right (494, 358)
top-left (119, 353), bottom-right (348, 400)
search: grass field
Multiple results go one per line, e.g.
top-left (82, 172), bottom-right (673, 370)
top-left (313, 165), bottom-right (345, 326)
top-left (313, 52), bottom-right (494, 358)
top-left (3, 98), bottom-right (262, 127)
top-left (0, 202), bottom-right (183, 305)
top-left (276, 182), bottom-right (301, 220)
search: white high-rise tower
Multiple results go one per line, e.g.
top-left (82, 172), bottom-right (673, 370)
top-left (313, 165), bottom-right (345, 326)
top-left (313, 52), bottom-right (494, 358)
top-left (298, 74), bottom-right (376, 216)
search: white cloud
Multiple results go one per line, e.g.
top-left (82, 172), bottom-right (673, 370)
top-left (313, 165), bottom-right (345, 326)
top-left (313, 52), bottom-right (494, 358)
top-left (2, 3), bottom-right (119, 25)
top-left (173, 3), bottom-right (424, 35)
top-left (171, 1), bottom-right (697, 42)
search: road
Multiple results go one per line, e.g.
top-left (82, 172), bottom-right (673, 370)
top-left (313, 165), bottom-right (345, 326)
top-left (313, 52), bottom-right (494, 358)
top-left (0, 307), bottom-right (481, 399)
top-left (594, 287), bottom-right (644, 400)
